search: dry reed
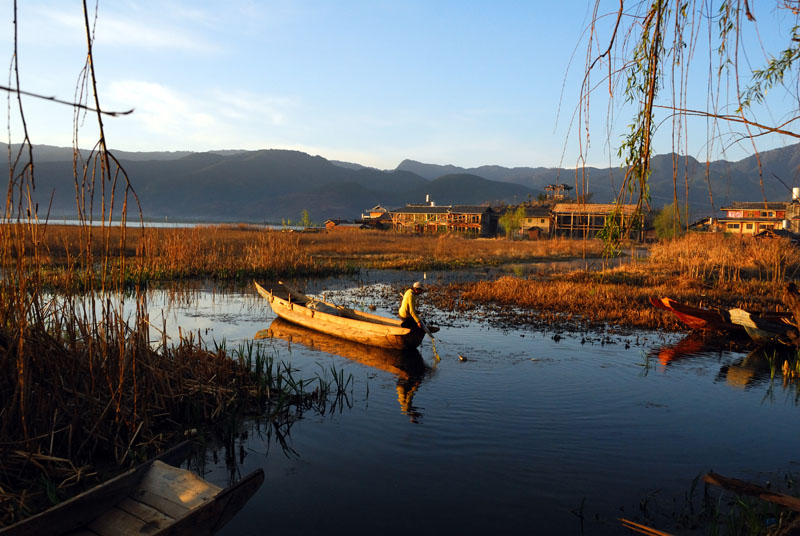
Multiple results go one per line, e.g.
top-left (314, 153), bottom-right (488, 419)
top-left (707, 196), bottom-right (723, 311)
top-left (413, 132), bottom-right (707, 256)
top-left (433, 234), bottom-right (800, 331)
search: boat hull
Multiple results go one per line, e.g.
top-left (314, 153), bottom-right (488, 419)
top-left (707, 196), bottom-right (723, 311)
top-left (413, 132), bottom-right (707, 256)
top-left (0, 441), bottom-right (264, 536)
top-left (729, 307), bottom-right (798, 346)
top-left (255, 282), bottom-right (426, 350)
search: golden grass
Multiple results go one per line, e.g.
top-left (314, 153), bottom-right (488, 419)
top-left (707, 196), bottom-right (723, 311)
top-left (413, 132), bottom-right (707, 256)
top-left (10, 225), bottom-right (606, 285)
top-left (434, 234), bottom-right (800, 331)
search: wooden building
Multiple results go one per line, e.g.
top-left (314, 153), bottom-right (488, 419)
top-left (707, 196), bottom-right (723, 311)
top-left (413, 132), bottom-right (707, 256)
top-left (552, 203), bottom-right (643, 239)
top-left (325, 219), bottom-right (363, 231)
top-left (390, 204), bottom-right (495, 236)
top-left (358, 205), bottom-right (392, 230)
top-left (718, 202), bottom-right (787, 235)
top-left (521, 206), bottom-right (552, 238)
top-left (545, 184), bottom-right (573, 201)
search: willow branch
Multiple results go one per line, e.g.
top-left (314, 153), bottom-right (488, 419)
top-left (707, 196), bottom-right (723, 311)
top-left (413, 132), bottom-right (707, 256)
top-left (653, 104), bottom-right (800, 138)
top-left (0, 84), bottom-right (133, 117)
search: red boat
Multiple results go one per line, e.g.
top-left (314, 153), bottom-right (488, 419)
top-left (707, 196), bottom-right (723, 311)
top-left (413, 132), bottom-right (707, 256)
top-left (649, 297), bottom-right (742, 332)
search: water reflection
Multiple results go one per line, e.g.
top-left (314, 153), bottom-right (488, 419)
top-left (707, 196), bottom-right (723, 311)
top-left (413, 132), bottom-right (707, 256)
top-left (652, 333), bottom-right (709, 366)
top-left (256, 318), bottom-right (433, 422)
top-left (717, 347), bottom-right (793, 390)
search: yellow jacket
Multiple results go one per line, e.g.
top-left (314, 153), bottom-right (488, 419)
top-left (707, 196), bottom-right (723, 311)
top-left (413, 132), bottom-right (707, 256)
top-left (398, 288), bottom-right (420, 324)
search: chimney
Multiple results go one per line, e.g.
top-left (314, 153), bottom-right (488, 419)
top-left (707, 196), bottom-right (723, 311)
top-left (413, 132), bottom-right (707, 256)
top-left (793, 187), bottom-right (800, 203)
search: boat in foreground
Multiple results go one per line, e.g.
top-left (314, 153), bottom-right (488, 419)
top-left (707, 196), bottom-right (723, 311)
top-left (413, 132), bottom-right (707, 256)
top-left (0, 441), bottom-right (264, 536)
top-left (255, 281), bottom-right (435, 350)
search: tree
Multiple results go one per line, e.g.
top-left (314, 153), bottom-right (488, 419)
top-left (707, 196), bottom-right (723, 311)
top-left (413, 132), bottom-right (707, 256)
top-left (498, 205), bottom-right (526, 239)
top-left (300, 210), bottom-right (312, 228)
top-left (580, 1), bottom-right (800, 249)
top-left (653, 202), bottom-right (688, 239)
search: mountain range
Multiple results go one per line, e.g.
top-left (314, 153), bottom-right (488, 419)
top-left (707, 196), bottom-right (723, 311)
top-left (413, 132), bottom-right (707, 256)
top-left (3, 142), bottom-right (799, 223)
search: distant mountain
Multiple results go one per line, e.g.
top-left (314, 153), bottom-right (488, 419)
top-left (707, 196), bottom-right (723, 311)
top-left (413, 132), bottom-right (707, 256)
top-left (4, 142), bottom-right (799, 222)
top-left (398, 143), bottom-right (800, 218)
top-left (9, 147), bottom-right (533, 223)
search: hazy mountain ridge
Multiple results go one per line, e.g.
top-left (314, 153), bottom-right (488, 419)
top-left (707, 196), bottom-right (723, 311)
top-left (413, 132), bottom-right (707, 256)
top-left (399, 144), bottom-right (800, 217)
top-left (3, 142), bottom-right (799, 222)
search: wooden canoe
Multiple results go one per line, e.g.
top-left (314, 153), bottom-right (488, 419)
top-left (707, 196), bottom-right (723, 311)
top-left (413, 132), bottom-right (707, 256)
top-left (255, 281), bottom-right (435, 350)
top-left (729, 307), bottom-right (799, 346)
top-left (0, 441), bottom-right (264, 536)
top-left (649, 296), bottom-right (742, 332)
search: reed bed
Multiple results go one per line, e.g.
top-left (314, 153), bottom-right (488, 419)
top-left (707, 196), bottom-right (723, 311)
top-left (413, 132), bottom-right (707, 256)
top-left (19, 225), bottom-right (606, 286)
top-left (434, 234), bottom-right (800, 331)
top-left (0, 301), bottom-right (340, 526)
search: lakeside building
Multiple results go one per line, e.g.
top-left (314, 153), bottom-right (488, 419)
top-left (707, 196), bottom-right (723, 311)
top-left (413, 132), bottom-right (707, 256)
top-left (551, 203), bottom-right (643, 240)
top-left (357, 205), bottom-right (393, 230)
top-left (521, 206), bottom-right (552, 239)
top-left (545, 184), bottom-right (573, 201)
top-left (389, 198), bottom-right (495, 236)
top-left (717, 201), bottom-right (789, 235)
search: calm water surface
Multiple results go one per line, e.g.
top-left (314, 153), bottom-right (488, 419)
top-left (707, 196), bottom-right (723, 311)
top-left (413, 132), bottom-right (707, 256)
top-left (141, 274), bottom-right (800, 535)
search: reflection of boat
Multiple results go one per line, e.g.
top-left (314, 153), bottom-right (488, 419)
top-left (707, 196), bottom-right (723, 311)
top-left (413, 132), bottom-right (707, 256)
top-left (257, 318), bottom-right (428, 420)
top-left (729, 308), bottom-right (798, 346)
top-left (649, 297), bottom-right (741, 332)
top-left (718, 348), bottom-right (790, 389)
top-left (255, 281), bottom-right (435, 350)
top-left (0, 441), bottom-right (264, 536)
top-left (653, 333), bottom-right (708, 366)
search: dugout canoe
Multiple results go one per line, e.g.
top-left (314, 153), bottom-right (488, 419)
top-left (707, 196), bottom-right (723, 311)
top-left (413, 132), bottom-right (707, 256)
top-left (0, 441), bottom-right (264, 536)
top-left (649, 296), bottom-right (742, 332)
top-left (729, 307), bottom-right (799, 347)
top-left (255, 281), bottom-right (435, 350)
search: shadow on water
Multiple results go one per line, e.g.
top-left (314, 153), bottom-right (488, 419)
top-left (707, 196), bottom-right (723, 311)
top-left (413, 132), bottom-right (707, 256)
top-left (255, 318), bottom-right (434, 422)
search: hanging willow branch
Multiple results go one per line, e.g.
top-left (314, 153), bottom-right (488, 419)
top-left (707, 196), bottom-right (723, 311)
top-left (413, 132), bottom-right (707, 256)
top-left (581, 0), bottom-right (800, 254)
top-left (0, 84), bottom-right (134, 117)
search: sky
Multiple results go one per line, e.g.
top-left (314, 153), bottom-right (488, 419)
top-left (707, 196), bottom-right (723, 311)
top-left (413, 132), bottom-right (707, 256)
top-left (1, 1), bottom-right (798, 170)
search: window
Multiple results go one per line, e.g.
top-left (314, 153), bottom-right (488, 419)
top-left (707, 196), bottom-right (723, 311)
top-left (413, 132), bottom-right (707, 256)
top-left (745, 223), bottom-right (753, 230)
top-left (727, 223), bottom-right (740, 229)
top-left (761, 211), bottom-right (768, 217)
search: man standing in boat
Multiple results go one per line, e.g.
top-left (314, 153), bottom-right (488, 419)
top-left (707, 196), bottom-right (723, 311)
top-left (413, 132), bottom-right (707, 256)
top-left (399, 281), bottom-right (425, 330)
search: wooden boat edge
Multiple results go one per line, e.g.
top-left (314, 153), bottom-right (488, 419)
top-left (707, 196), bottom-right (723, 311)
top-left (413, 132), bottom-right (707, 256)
top-left (155, 468), bottom-right (265, 536)
top-left (0, 441), bottom-right (195, 536)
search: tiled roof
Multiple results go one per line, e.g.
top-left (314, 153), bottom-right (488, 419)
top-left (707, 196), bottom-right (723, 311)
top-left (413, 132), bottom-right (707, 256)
top-left (391, 204), bottom-right (492, 214)
top-left (552, 203), bottom-right (639, 215)
top-left (720, 202), bottom-right (788, 210)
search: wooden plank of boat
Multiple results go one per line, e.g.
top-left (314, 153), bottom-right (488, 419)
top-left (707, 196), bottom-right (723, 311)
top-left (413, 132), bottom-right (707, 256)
top-left (254, 281), bottom-right (431, 350)
top-left (704, 472), bottom-right (800, 512)
top-left (729, 307), bottom-right (798, 346)
top-left (0, 442), bottom-right (264, 536)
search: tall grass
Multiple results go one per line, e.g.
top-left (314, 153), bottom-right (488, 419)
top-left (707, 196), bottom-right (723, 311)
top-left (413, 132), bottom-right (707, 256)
top-left (435, 234), bottom-right (800, 330)
top-left (0, 4), bottom-right (345, 526)
top-left (649, 233), bottom-right (800, 284)
top-left (17, 226), bottom-right (607, 286)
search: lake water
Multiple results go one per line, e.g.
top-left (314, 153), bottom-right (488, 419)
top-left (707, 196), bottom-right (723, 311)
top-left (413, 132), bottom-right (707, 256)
top-left (140, 273), bottom-right (800, 535)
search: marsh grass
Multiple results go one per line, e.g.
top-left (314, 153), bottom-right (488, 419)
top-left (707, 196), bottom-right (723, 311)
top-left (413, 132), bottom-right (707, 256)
top-left (18, 226), bottom-right (606, 287)
top-left (434, 234), bottom-right (800, 331)
top-left (1, 12), bottom-right (350, 527)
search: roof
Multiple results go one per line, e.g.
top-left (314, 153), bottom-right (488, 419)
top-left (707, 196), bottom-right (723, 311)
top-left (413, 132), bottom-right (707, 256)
top-left (720, 202), bottom-right (788, 211)
top-left (753, 228), bottom-right (798, 241)
top-left (552, 203), bottom-right (639, 215)
top-left (366, 204), bottom-right (388, 213)
top-left (391, 204), bottom-right (493, 215)
top-left (523, 206), bottom-right (551, 217)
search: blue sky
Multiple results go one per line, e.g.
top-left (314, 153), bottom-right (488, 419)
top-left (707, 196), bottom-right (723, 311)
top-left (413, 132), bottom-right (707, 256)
top-left (2, 1), bottom-right (798, 170)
